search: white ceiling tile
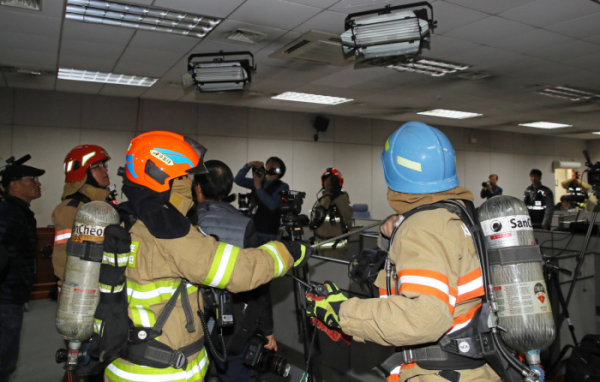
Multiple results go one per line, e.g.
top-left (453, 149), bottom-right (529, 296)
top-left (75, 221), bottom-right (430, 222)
top-left (510, 62), bottom-right (576, 81)
top-left (127, 30), bottom-right (201, 55)
top-left (58, 54), bottom-right (118, 73)
top-left (442, 45), bottom-right (518, 67)
top-left (549, 70), bottom-right (600, 90)
top-left (205, 19), bottom-right (288, 52)
top-left (61, 20), bottom-right (135, 46)
top-left (153, 0), bottom-right (246, 18)
top-left (112, 60), bottom-right (174, 78)
top-left (3, 71), bottom-right (55, 90)
top-left (0, 0), bottom-right (65, 19)
top-left (100, 84), bottom-right (148, 97)
top-left (228, 0), bottom-right (322, 30)
top-left (584, 34), bottom-right (600, 46)
top-left (0, 48), bottom-right (57, 71)
top-left (527, 40), bottom-right (600, 63)
top-left (282, 0), bottom-right (339, 9)
top-left (55, 79), bottom-right (103, 94)
top-left (567, 52), bottom-right (600, 72)
top-left (292, 10), bottom-right (346, 35)
top-left (118, 48), bottom-right (183, 66)
top-left (546, 13), bottom-right (600, 39)
top-left (329, 0), bottom-right (438, 14)
top-left (443, 16), bottom-right (535, 44)
top-left (443, 0), bottom-right (537, 15)
top-left (0, 10), bottom-right (61, 37)
top-left (140, 81), bottom-right (189, 101)
top-left (60, 39), bottom-right (126, 60)
top-left (499, 0), bottom-right (600, 27)
top-left (487, 28), bottom-right (575, 54)
top-left (425, 35), bottom-right (480, 59)
top-left (0, 31), bottom-right (58, 53)
top-left (253, 31), bottom-right (302, 63)
top-left (432, 1), bottom-right (489, 34)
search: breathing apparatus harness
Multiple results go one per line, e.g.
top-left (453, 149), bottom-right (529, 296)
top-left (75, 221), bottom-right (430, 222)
top-left (310, 188), bottom-right (349, 249)
top-left (377, 199), bottom-right (541, 382)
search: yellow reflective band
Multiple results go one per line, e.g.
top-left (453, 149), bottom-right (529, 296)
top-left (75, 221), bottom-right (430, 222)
top-left (93, 318), bottom-right (102, 336)
top-left (203, 243), bottom-right (240, 289)
top-left (397, 155), bottom-right (422, 172)
top-left (260, 243), bottom-right (286, 277)
top-left (99, 283), bottom-right (124, 293)
top-left (385, 139), bottom-right (390, 151)
top-left (106, 347), bottom-right (209, 382)
top-left (102, 252), bottom-right (130, 267)
top-left (127, 280), bottom-right (197, 306)
top-left (128, 241), bottom-right (140, 268)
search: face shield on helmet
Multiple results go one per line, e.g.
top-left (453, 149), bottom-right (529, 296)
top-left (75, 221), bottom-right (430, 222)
top-left (64, 145), bottom-right (111, 183)
top-left (124, 131), bottom-right (208, 193)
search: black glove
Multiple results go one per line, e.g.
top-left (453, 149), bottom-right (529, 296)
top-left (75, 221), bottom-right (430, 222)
top-left (281, 240), bottom-right (314, 268)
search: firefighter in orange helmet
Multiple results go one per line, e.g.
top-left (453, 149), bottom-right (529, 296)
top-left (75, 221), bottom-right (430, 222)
top-left (51, 145), bottom-right (113, 287)
top-left (92, 131), bottom-right (311, 382)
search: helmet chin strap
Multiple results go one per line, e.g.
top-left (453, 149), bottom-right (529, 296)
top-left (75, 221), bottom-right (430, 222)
top-left (85, 167), bottom-right (100, 188)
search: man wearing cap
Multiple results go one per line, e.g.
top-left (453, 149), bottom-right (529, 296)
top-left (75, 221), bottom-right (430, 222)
top-left (0, 162), bottom-right (45, 382)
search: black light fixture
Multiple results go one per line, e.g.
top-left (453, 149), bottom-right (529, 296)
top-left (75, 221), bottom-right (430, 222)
top-left (340, 2), bottom-right (436, 68)
top-left (185, 51), bottom-right (256, 92)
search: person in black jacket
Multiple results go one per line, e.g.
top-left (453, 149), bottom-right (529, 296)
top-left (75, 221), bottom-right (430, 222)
top-left (194, 160), bottom-right (275, 382)
top-left (524, 169), bottom-right (554, 229)
top-left (0, 163), bottom-right (45, 382)
top-left (234, 157), bottom-right (289, 242)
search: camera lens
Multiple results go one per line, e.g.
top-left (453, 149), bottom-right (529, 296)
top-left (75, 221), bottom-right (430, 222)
top-left (264, 354), bottom-right (291, 377)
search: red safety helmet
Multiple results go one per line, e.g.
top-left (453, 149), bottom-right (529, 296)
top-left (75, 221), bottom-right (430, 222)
top-left (321, 167), bottom-right (343, 188)
top-left (64, 145), bottom-right (110, 183)
top-left (125, 131), bottom-right (208, 193)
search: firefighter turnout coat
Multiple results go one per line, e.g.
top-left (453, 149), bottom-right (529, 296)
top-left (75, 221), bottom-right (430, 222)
top-left (51, 183), bottom-right (110, 284)
top-left (314, 191), bottom-right (353, 259)
top-left (104, 206), bottom-right (295, 381)
top-left (338, 186), bottom-right (500, 382)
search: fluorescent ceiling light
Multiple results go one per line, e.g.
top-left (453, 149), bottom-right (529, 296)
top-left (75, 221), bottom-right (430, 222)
top-left (341, 3), bottom-right (435, 66)
top-left (187, 51), bottom-right (255, 92)
top-left (1, 0), bottom-right (41, 10)
top-left (519, 122), bottom-right (572, 129)
top-left (388, 58), bottom-right (469, 77)
top-left (592, 132), bottom-right (600, 135)
top-left (536, 86), bottom-right (600, 101)
top-left (417, 109), bottom-right (482, 119)
top-left (65, 0), bottom-right (221, 39)
top-left (58, 68), bottom-right (158, 87)
top-left (272, 92), bottom-right (353, 105)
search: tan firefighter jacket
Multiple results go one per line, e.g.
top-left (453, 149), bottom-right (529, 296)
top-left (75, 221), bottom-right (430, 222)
top-left (338, 186), bottom-right (500, 382)
top-left (51, 182), bottom-right (110, 284)
top-left (105, 181), bottom-right (295, 382)
top-left (314, 191), bottom-right (353, 249)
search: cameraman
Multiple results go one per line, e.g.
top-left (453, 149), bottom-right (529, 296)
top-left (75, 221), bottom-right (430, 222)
top-left (310, 168), bottom-right (353, 260)
top-left (480, 174), bottom-right (502, 200)
top-left (234, 157), bottom-right (289, 242)
top-left (561, 171), bottom-right (590, 208)
top-left (195, 160), bottom-right (276, 382)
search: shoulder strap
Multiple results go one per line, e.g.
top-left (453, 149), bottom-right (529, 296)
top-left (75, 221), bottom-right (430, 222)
top-left (65, 192), bottom-right (92, 208)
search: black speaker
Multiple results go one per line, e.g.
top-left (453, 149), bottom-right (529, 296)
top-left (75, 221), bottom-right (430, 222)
top-left (313, 116), bottom-right (330, 132)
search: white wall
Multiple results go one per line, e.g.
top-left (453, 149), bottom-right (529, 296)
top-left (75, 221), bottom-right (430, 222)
top-left (0, 87), bottom-right (592, 226)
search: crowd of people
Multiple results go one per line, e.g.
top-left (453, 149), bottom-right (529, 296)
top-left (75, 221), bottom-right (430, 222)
top-left (0, 121), bottom-right (588, 382)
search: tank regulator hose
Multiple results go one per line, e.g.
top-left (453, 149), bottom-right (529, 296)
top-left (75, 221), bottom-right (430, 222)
top-left (196, 292), bottom-right (227, 364)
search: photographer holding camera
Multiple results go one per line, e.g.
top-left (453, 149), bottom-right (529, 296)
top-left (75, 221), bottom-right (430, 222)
top-left (309, 168), bottom-right (353, 260)
top-left (234, 157), bottom-right (289, 243)
top-left (194, 160), bottom-right (278, 382)
top-left (480, 174), bottom-right (502, 200)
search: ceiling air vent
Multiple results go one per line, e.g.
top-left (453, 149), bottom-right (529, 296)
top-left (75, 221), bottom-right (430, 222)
top-left (0, 0), bottom-right (41, 10)
top-left (227, 29), bottom-right (267, 44)
top-left (269, 31), bottom-right (352, 67)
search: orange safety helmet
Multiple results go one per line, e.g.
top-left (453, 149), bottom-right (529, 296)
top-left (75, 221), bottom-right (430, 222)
top-left (64, 144), bottom-right (111, 183)
top-left (125, 131), bottom-right (208, 193)
top-left (321, 167), bottom-right (343, 188)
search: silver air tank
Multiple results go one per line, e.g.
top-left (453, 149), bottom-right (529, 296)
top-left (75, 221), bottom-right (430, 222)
top-left (56, 201), bottom-right (119, 341)
top-left (478, 196), bottom-right (555, 365)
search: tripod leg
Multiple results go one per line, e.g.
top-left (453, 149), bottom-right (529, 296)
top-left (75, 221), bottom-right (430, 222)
top-left (551, 271), bottom-right (578, 347)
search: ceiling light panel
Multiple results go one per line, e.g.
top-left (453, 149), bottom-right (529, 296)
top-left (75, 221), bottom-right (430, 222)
top-left (272, 92), bottom-right (353, 105)
top-left (1, 0), bottom-right (42, 11)
top-left (65, 0), bottom-right (221, 39)
top-left (388, 58), bottom-right (469, 77)
top-left (417, 109), bottom-right (482, 119)
top-left (518, 122), bottom-right (572, 129)
top-left (536, 86), bottom-right (600, 101)
top-left (58, 68), bottom-right (158, 87)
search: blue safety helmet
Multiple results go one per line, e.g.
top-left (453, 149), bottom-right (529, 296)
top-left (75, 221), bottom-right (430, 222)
top-left (381, 122), bottom-right (459, 194)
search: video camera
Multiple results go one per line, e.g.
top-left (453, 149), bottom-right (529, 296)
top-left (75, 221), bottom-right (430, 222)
top-left (243, 336), bottom-right (291, 377)
top-left (252, 165), bottom-right (283, 179)
top-left (482, 181), bottom-right (491, 188)
top-left (279, 190), bottom-right (310, 241)
top-left (583, 150), bottom-right (600, 195)
top-left (238, 192), bottom-right (253, 217)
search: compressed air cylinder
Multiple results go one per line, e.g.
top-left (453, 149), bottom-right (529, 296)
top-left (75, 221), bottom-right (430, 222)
top-left (56, 201), bottom-right (119, 341)
top-left (478, 195), bottom-right (555, 353)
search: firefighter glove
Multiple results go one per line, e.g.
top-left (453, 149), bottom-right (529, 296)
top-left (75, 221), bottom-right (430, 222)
top-left (281, 240), bottom-right (314, 268)
top-left (306, 281), bottom-right (347, 329)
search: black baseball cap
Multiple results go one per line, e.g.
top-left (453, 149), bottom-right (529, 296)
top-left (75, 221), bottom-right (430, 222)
top-left (1, 164), bottom-right (45, 188)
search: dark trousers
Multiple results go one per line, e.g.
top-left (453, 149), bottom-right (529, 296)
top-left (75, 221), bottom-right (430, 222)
top-left (0, 303), bottom-right (24, 382)
top-left (215, 344), bottom-right (252, 382)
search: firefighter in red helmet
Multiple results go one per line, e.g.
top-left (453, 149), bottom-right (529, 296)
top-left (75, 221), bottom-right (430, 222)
top-left (51, 145), bottom-right (113, 287)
